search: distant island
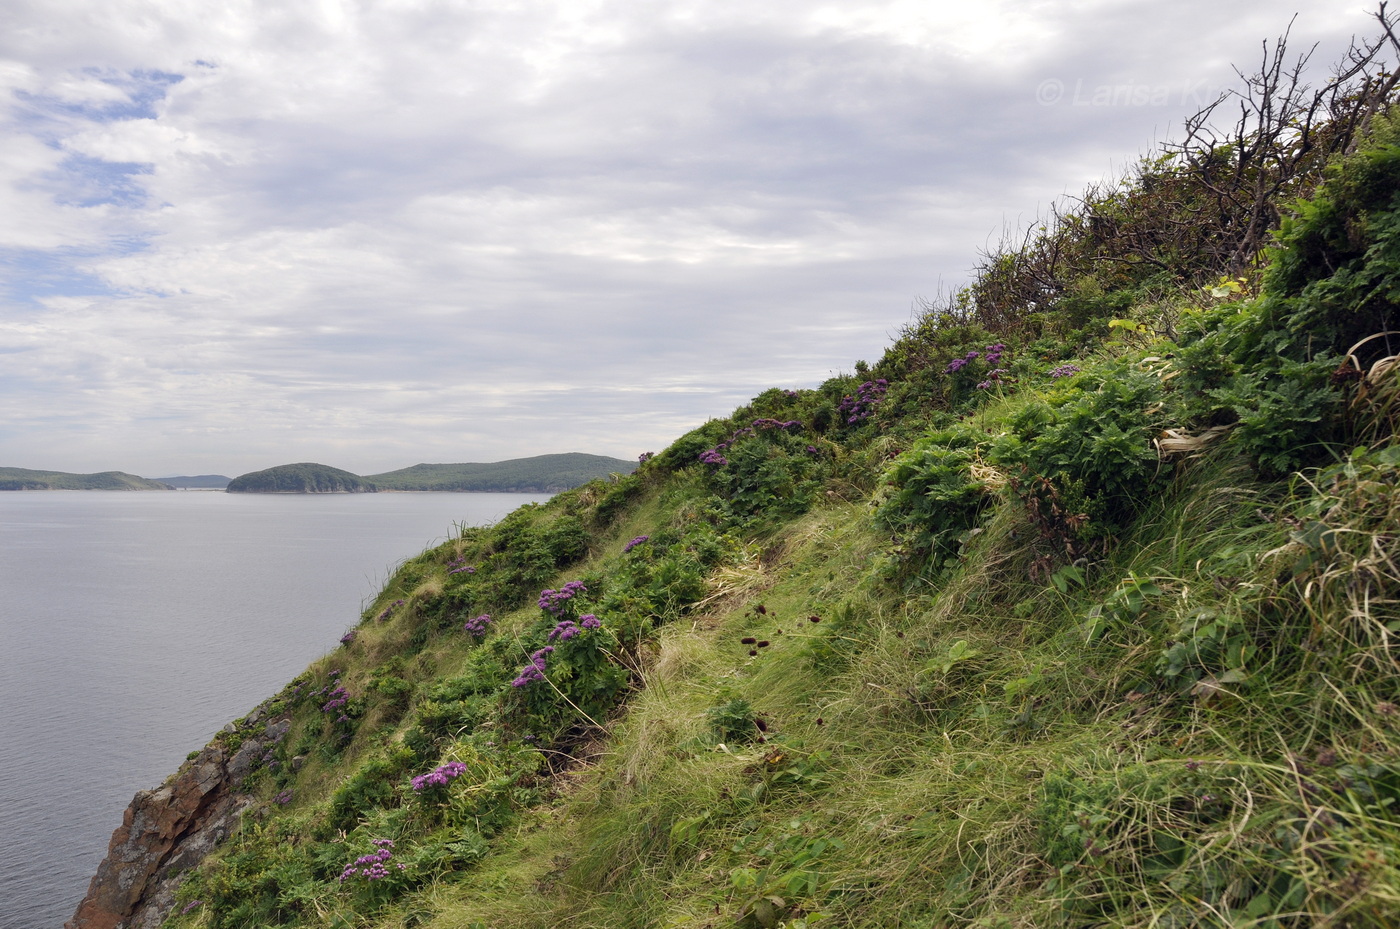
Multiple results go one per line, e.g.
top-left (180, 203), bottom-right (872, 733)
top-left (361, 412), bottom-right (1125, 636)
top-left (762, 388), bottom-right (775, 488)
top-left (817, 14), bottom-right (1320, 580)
top-left (2, 454), bottom-right (636, 494)
top-left (365, 454), bottom-right (635, 492)
top-left (226, 453), bottom-right (635, 494)
top-left (226, 463), bottom-right (375, 494)
top-left (0, 467), bottom-right (172, 491)
top-left (156, 475), bottom-right (233, 490)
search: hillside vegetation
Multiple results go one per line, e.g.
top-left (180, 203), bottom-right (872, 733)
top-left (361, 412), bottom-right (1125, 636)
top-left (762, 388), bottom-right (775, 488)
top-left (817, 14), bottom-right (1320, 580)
top-left (367, 454), bottom-right (636, 492)
top-left (0, 467), bottom-right (172, 491)
top-left (157, 21), bottom-right (1400, 929)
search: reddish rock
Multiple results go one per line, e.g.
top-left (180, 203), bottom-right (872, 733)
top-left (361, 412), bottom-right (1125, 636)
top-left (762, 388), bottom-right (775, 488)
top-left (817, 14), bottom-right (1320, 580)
top-left (66, 711), bottom-right (284, 929)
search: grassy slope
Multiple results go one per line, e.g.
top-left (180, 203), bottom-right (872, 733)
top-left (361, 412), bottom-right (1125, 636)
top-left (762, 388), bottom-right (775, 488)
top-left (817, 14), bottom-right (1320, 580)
top-left (367, 454), bottom-right (636, 492)
top-left (163, 111), bottom-right (1400, 928)
top-left (0, 467), bottom-right (172, 490)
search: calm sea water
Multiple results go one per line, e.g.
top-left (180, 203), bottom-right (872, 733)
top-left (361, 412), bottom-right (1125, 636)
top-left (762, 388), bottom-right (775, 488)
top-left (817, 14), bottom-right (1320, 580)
top-left (0, 491), bottom-right (547, 929)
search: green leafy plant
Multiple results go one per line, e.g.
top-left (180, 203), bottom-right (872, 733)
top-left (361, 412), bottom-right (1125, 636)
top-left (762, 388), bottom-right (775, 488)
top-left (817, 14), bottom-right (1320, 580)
top-left (992, 359), bottom-right (1169, 544)
top-left (876, 424), bottom-right (994, 571)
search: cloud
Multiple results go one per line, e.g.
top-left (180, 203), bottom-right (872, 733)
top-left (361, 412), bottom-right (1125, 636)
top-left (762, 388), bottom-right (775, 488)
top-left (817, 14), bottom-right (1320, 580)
top-left (0, 0), bottom-right (1383, 475)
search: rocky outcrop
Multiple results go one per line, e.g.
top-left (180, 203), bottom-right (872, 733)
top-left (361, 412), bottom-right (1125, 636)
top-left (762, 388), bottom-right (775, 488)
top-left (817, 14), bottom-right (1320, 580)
top-left (66, 706), bottom-right (290, 929)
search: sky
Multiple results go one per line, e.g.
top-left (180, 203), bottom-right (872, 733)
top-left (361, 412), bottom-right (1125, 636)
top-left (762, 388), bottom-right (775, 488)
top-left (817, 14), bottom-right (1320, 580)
top-left (0, 0), bottom-right (1382, 478)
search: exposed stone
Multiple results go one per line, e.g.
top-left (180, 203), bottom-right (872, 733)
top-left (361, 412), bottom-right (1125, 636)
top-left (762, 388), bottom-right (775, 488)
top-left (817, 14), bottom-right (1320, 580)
top-left (226, 737), bottom-right (263, 784)
top-left (66, 704), bottom-right (287, 929)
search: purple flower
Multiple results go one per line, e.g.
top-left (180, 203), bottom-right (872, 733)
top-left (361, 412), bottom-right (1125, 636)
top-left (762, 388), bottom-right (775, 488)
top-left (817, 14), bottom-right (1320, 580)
top-left (512, 647), bottom-right (555, 687)
top-left (340, 839), bottom-right (401, 882)
top-left (698, 449), bottom-right (728, 466)
top-left (411, 762), bottom-right (468, 791)
top-left (463, 614), bottom-right (491, 636)
top-left (638, 451), bottom-right (654, 463)
top-left (548, 620), bottom-right (580, 642)
top-left (180, 901), bottom-right (203, 915)
top-left (945, 357), bottom-right (968, 373)
top-left (838, 378), bottom-right (888, 423)
top-left (1049, 363), bottom-right (1081, 379)
top-left (274, 789), bottom-right (293, 805)
top-left (321, 686), bottom-right (350, 714)
top-left (511, 664), bottom-right (545, 687)
top-left (622, 535), bottom-right (650, 553)
top-left (538, 581), bottom-right (587, 615)
top-left (339, 629), bottom-right (357, 646)
top-left (580, 614), bottom-right (601, 629)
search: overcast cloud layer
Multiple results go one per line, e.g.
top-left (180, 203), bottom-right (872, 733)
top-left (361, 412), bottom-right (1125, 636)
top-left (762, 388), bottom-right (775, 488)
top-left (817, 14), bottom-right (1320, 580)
top-left (0, 0), bottom-right (1377, 476)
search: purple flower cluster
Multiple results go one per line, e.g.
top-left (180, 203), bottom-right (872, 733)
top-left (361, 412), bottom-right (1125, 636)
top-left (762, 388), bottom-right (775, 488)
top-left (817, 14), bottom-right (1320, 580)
top-left (549, 619), bottom-right (582, 642)
top-left (376, 599), bottom-right (406, 622)
top-left (638, 451), bottom-right (654, 463)
top-left (462, 613), bottom-right (491, 636)
top-left (180, 900), bottom-right (203, 915)
top-left (274, 789), bottom-right (293, 805)
top-left (446, 556), bottom-right (477, 576)
top-left (699, 418), bottom-right (803, 467)
top-left (339, 629), bottom-right (357, 646)
top-left (622, 535), bottom-right (650, 553)
top-left (538, 581), bottom-right (587, 616)
top-left (541, 614), bottom-right (601, 651)
top-left (838, 379), bottom-right (889, 424)
top-left (511, 646), bottom-right (554, 687)
top-left (321, 686), bottom-right (349, 714)
top-left (339, 839), bottom-right (405, 882)
top-left (410, 760), bottom-right (468, 791)
top-left (310, 670), bottom-right (340, 695)
top-left (1049, 363), bottom-right (1081, 378)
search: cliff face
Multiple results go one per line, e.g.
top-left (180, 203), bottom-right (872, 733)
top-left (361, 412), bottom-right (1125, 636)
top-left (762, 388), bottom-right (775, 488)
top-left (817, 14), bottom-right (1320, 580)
top-left (66, 706), bottom-right (290, 929)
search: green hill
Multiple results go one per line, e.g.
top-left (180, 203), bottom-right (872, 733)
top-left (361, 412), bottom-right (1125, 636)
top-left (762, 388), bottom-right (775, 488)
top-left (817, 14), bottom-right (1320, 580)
top-left (73, 27), bottom-right (1400, 929)
top-left (0, 467), bottom-right (172, 491)
top-left (367, 453), bottom-right (635, 492)
top-left (226, 463), bottom-right (377, 494)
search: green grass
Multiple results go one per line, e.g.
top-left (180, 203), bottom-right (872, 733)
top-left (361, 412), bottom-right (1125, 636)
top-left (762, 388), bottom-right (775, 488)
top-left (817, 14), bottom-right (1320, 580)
top-left (166, 400), bottom-right (1400, 929)
top-left (157, 97), bottom-right (1400, 929)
